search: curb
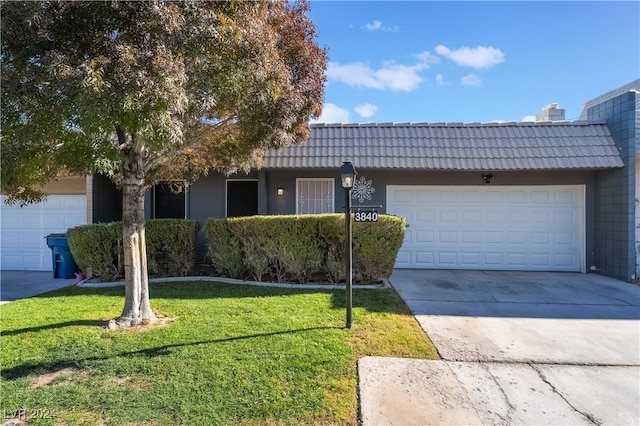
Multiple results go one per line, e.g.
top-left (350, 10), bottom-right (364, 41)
top-left (77, 275), bottom-right (391, 290)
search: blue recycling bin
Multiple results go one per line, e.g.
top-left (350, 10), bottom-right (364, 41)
top-left (45, 233), bottom-right (78, 279)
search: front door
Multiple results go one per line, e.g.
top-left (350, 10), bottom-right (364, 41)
top-left (226, 180), bottom-right (258, 217)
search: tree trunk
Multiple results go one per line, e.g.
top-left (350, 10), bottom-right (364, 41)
top-left (114, 144), bottom-right (157, 327)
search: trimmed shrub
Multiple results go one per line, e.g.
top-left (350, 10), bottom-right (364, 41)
top-left (204, 219), bottom-right (245, 278)
top-left (353, 214), bottom-right (407, 282)
top-left (67, 222), bottom-right (122, 281)
top-left (68, 219), bottom-right (199, 281)
top-left (204, 214), bottom-right (406, 284)
top-left (317, 214), bottom-right (345, 283)
top-left (261, 216), bottom-right (323, 283)
top-left (146, 219), bottom-right (199, 277)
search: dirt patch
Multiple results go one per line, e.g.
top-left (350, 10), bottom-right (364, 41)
top-left (107, 376), bottom-right (148, 390)
top-left (106, 314), bottom-right (177, 332)
top-left (30, 366), bottom-right (87, 389)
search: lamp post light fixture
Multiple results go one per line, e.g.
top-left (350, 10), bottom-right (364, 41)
top-left (340, 161), bottom-right (357, 329)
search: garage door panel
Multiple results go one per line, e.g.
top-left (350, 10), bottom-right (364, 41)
top-left (438, 231), bottom-right (457, 244)
top-left (530, 232), bottom-right (551, 245)
top-left (485, 252), bottom-right (503, 265)
top-left (461, 231), bottom-right (481, 243)
top-left (416, 190), bottom-right (436, 202)
top-left (531, 253), bottom-right (551, 266)
top-left (531, 209), bottom-right (551, 224)
top-left (416, 209), bottom-right (434, 222)
top-left (555, 232), bottom-right (574, 245)
top-left (439, 209), bottom-right (457, 222)
top-left (507, 252), bottom-right (527, 266)
top-left (507, 190), bottom-right (527, 203)
top-left (555, 190), bottom-right (577, 203)
top-left (461, 210), bottom-right (481, 224)
top-left (461, 252), bottom-right (481, 265)
top-left (486, 191), bottom-right (506, 203)
top-left (507, 231), bottom-right (527, 244)
top-left (531, 191), bottom-right (552, 203)
top-left (462, 190), bottom-right (482, 203)
top-left (438, 252), bottom-right (457, 265)
top-left (415, 251), bottom-right (434, 265)
top-left (393, 189), bottom-right (413, 202)
top-left (416, 230), bottom-right (434, 243)
top-left (387, 185), bottom-right (584, 272)
top-left (485, 231), bottom-right (503, 244)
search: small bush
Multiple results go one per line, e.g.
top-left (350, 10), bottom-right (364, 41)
top-left (67, 222), bottom-right (122, 281)
top-left (354, 215), bottom-right (406, 282)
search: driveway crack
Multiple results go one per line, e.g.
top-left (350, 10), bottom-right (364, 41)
top-left (480, 362), bottom-right (515, 425)
top-left (529, 364), bottom-right (602, 425)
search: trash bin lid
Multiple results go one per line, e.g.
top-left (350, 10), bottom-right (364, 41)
top-left (45, 233), bottom-right (67, 238)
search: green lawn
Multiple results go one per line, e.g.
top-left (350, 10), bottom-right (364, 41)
top-left (0, 282), bottom-right (438, 425)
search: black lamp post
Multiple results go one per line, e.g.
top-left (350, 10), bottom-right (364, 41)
top-left (340, 161), bottom-right (357, 329)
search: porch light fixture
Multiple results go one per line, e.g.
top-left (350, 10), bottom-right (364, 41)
top-left (277, 187), bottom-right (285, 196)
top-left (340, 161), bottom-right (357, 329)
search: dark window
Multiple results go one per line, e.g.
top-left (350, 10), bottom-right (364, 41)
top-left (154, 181), bottom-right (186, 219)
top-left (227, 180), bottom-right (258, 217)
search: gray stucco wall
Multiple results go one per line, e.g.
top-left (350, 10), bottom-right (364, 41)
top-left (588, 91), bottom-right (638, 281)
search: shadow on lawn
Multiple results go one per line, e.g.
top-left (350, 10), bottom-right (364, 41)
top-left (1, 320), bottom-right (109, 337)
top-left (28, 281), bottom-right (409, 314)
top-left (1, 326), bottom-right (340, 382)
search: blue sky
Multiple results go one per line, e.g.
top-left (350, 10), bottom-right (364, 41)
top-left (307, 1), bottom-right (639, 124)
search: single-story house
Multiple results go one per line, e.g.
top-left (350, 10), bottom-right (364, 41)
top-left (2, 80), bottom-right (638, 282)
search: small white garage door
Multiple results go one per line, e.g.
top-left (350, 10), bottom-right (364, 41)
top-left (387, 185), bottom-right (584, 272)
top-left (1, 195), bottom-right (86, 271)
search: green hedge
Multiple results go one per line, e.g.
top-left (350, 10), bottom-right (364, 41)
top-left (67, 219), bottom-right (199, 281)
top-left (67, 222), bottom-right (122, 281)
top-left (205, 214), bottom-right (406, 283)
top-left (146, 219), bottom-right (200, 277)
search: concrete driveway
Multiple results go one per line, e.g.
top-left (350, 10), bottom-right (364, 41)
top-left (0, 270), bottom-right (77, 303)
top-left (359, 270), bottom-right (640, 425)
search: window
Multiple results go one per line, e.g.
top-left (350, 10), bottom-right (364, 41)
top-left (226, 180), bottom-right (258, 217)
top-left (296, 178), bottom-right (334, 214)
top-left (154, 181), bottom-right (186, 218)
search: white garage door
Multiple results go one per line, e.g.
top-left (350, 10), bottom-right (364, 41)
top-left (1, 195), bottom-right (86, 271)
top-left (387, 185), bottom-right (584, 272)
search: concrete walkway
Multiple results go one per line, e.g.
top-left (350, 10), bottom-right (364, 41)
top-left (359, 270), bottom-right (640, 425)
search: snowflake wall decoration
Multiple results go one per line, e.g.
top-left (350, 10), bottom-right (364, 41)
top-left (352, 176), bottom-right (376, 203)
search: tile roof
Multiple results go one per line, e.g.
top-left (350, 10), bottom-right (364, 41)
top-left (263, 121), bottom-right (623, 170)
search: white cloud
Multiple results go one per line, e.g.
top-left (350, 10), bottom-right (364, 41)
top-left (522, 115), bottom-right (536, 122)
top-left (354, 103), bottom-right (378, 118)
top-left (435, 73), bottom-right (448, 87)
top-left (435, 45), bottom-right (505, 69)
top-left (311, 103), bottom-right (350, 124)
top-left (364, 20), bottom-right (399, 32)
top-left (327, 61), bottom-right (429, 92)
top-left (460, 74), bottom-right (483, 86)
top-left (365, 20), bottom-right (382, 30)
top-left (414, 51), bottom-right (441, 66)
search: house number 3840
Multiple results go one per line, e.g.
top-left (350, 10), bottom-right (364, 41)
top-left (354, 211), bottom-right (378, 222)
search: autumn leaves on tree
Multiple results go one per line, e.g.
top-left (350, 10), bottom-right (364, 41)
top-left (1, 1), bottom-right (327, 326)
